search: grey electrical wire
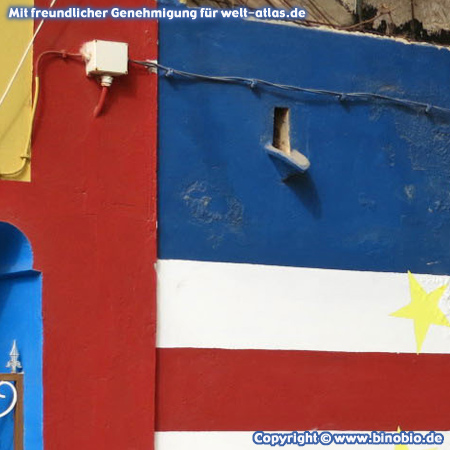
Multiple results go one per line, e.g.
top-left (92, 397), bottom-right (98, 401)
top-left (131, 59), bottom-right (450, 115)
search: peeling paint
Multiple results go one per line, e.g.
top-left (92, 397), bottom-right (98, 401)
top-left (404, 184), bottom-right (416, 202)
top-left (396, 119), bottom-right (450, 172)
top-left (358, 193), bottom-right (377, 211)
top-left (382, 144), bottom-right (396, 167)
top-left (342, 0), bottom-right (450, 44)
top-left (342, 0), bottom-right (450, 34)
top-left (182, 181), bottom-right (244, 248)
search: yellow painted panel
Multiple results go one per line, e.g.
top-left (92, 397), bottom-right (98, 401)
top-left (0, 1), bottom-right (33, 181)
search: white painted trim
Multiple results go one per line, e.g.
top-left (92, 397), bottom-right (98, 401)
top-left (157, 259), bottom-right (450, 354)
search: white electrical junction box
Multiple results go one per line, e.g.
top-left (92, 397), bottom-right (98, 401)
top-left (81, 40), bottom-right (128, 76)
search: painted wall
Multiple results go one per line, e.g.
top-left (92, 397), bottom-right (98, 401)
top-left (0, 0), bottom-right (33, 181)
top-left (157, 8), bottom-right (450, 444)
top-left (0, 223), bottom-right (42, 450)
top-left (158, 17), bottom-right (450, 275)
top-left (0, 0), bottom-right (158, 449)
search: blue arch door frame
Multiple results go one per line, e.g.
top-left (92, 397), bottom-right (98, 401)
top-left (0, 223), bottom-right (42, 450)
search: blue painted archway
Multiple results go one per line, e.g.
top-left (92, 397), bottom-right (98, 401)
top-left (0, 223), bottom-right (42, 450)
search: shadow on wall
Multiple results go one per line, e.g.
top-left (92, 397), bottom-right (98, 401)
top-left (0, 223), bottom-right (34, 329)
top-left (0, 223), bottom-right (33, 276)
top-left (284, 173), bottom-right (322, 219)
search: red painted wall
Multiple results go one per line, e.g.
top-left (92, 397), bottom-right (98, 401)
top-left (157, 348), bottom-right (450, 431)
top-left (0, 1), bottom-right (158, 448)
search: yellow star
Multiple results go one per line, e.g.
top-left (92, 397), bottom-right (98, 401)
top-left (394, 427), bottom-right (436, 450)
top-left (391, 271), bottom-right (450, 354)
top-left (394, 441), bottom-right (409, 449)
top-left (394, 427), bottom-right (408, 450)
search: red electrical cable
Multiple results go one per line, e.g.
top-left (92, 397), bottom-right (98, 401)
top-left (36, 51), bottom-right (110, 119)
top-left (35, 50), bottom-right (82, 76)
top-left (93, 85), bottom-right (109, 118)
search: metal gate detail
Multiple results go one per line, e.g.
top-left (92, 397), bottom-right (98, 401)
top-left (0, 342), bottom-right (23, 450)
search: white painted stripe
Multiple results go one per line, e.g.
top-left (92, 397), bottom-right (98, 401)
top-left (157, 259), bottom-right (450, 354)
top-left (156, 431), bottom-right (450, 450)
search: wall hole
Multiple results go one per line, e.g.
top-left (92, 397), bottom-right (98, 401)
top-left (273, 107), bottom-right (291, 155)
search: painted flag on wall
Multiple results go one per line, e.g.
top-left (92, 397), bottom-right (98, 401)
top-left (156, 14), bottom-right (450, 450)
top-left (156, 261), bottom-right (450, 449)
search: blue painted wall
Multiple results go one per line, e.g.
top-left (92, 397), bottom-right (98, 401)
top-left (0, 224), bottom-right (33, 276)
top-left (158, 12), bottom-right (450, 274)
top-left (0, 224), bottom-right (42, 450)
